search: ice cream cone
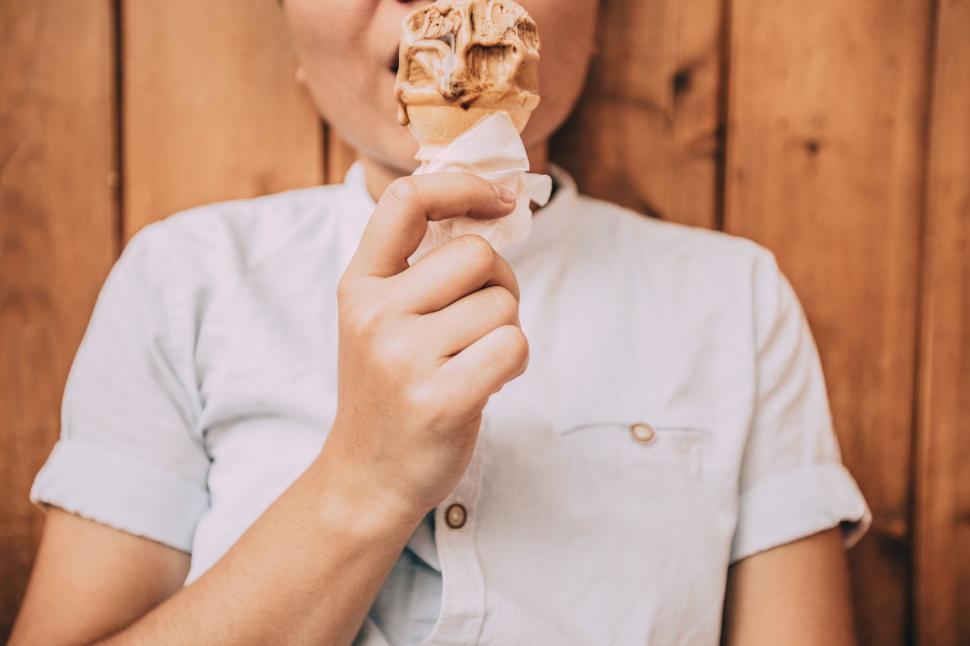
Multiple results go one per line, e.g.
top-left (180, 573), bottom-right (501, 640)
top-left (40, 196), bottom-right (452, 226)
top-left (404, 103), bottom-right (536, 148)
top-left (394, 0), bottom-right (541, 148)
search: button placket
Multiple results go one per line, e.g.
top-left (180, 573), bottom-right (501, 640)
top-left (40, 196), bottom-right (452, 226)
top-left (421, 415), bottom-right (489, 645)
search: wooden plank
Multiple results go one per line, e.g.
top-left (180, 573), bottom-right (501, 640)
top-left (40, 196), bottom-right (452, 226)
top-left (122, 0), bottom-right (324, 238)
top-left (550, 0), bottom-right (723, 228)
top-left (915, 0), bottom-right (970, 643)
top-left (722, 1), bottom-right (933, 644)
top-left (0, 0), bottom-right (118, 638)
top-left (324, 124), bottom-right (357, 185)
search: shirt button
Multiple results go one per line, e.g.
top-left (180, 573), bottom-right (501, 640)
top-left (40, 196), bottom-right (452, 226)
top-left (445, 502), bottom-right (467, 529)
top-left (629, 422), bottom-right (657, 444)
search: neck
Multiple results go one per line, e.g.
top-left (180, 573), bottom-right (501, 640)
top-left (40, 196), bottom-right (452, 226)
top-left (361, 140), bottom-right (550, 203)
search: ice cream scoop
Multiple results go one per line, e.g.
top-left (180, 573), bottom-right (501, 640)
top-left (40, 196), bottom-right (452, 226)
top-left (394, 0), bottom-right (541, 147)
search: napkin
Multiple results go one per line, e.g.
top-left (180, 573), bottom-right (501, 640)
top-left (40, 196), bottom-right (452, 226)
top-left (407, 111), bottom-right (553, 264)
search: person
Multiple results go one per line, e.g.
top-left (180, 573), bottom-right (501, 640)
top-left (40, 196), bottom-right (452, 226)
top-left (11, 1), bottom-right (871, 644)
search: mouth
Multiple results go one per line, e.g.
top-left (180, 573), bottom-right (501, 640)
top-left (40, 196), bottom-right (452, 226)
top-left (388, 43), bottom-right (400, 74)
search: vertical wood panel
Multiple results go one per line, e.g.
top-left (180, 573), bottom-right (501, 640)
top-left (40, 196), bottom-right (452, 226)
top-left (3, 2), bottom-right (969, 643)
top-left (122, 0), bottom-right (323, 238)
top-left (915, 0), bottom-right (970, 643)
top-left (723, 1), bottom-right (934, 644)
top-left (551, 0), bottom-right (724, 227)
top-left (0, 0), bottom-right (118, 638)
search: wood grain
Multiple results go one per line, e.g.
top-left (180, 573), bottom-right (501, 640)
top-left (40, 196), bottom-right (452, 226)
top-left (915, 1), bottom-right (970, 643)
top-left (722, 1), bottom-right (934, 644)
top-left (121, 0), bottom-right (324, 238)
top-left (550, 0), bottom-right (723, 227)
top-left (0, 0), bottom-right (118, 638)
top-left (2, 1), bottom-right (969, 643)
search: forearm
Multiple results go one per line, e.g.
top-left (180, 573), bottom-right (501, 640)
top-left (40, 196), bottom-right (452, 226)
top-left (100, 443), bottom-right (426, 646)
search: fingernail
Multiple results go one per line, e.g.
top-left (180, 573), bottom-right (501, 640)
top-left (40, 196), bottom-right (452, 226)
top-left (494, 185), bottom-right (516, 204)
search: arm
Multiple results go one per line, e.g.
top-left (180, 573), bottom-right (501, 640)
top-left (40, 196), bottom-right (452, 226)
top-left (13, 173), bottom-right (524, 645)
top-left (11, 446), bottom-right (425, 646)
top-left (11, 507), bottom-right (190, 645)
top-left (722, 253), bottom-right (870, 645)
top-left (720, 526), bottom-right (857, 646)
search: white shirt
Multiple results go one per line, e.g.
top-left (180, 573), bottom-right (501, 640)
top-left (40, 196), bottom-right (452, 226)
top-left (31, 162), bottom-right (871, 645)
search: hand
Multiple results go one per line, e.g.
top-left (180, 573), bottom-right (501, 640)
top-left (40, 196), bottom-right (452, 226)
top-left (325, 172), bottom-right (529, 517)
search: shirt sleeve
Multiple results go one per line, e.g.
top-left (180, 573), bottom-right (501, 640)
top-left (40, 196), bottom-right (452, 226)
top-left (30, 222), bottom-right (209, 552)
top-left (729, 252), bottom-right (872, 564)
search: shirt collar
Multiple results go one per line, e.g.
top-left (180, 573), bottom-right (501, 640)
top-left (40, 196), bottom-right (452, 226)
top-left (339, 160), bottom-right (580, 263)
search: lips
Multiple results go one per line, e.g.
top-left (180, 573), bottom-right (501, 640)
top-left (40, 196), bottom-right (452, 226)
top-left (388, 43), bottom-right (401, 74)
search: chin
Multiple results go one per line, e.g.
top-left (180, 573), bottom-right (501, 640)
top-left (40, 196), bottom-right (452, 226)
top-left (354, 123), bottom-right (421, 175)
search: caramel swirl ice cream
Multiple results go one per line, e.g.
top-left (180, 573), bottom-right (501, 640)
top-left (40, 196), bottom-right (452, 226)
top-left (394, 0), bottom-right (541, 146)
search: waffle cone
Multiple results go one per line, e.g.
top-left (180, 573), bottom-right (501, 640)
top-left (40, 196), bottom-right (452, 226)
top-left (405, 104), bottom-right (535, 148)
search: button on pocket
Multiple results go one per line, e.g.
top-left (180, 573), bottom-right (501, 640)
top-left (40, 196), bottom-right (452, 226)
top-left (629, 422), bottom-right (657, 444)
top-left (555, 419), bottom-right (711, 477)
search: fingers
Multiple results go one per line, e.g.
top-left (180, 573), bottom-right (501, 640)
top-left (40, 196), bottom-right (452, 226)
top-left (437, 324), bottom-right (530, 404)
top-left (388, 234), bottom-right (519, 314)
top-left (345, 173), bottom-right (516, 279)
top-left (418, 285), bottom-right (520, 357)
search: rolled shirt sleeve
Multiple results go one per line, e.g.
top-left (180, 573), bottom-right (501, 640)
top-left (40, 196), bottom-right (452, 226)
top-left (30, 222), bottom-right (209, 552)
top-left (729, 254), bottom-right (871, 564)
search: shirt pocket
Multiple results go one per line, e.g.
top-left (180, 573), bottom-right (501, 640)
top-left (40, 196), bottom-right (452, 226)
top-left (554, 419), bottom-right (711, 479)
top-left (550, 417), bottom-right (722, 531)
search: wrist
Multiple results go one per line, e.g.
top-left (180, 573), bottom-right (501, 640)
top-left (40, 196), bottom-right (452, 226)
top-left (307, 441), bottom-right (429, 539)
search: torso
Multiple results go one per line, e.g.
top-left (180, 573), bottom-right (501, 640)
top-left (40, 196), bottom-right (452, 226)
top-left (166, 163), bottom-right (770, 644)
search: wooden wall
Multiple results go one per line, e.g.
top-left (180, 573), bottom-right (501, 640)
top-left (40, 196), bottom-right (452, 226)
top-left (1, 1), bottom-right (967, 643)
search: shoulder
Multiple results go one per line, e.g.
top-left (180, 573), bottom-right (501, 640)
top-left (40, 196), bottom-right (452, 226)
top-left (140, 183), bottom-right (352, 277)
top-left (113, 183), bottom-right (358, 338)
top-left (572, 196), bottom-right (811, 363)
top-left (571, 194), bottom-right (783, 299)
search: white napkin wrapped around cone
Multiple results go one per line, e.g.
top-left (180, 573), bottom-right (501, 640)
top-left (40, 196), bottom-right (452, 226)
top-left (407, 111), bottom-right (553, 265)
